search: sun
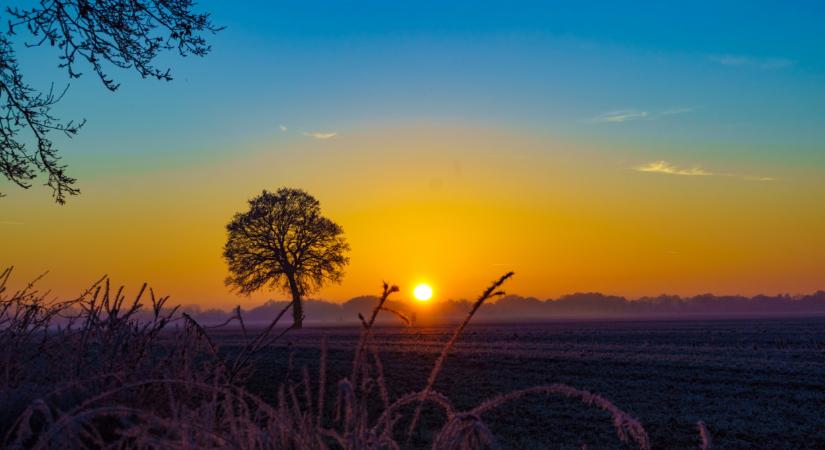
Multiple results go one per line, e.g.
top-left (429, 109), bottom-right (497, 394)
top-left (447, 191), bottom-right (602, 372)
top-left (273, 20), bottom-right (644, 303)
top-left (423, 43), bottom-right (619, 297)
top-left (413, 283), bottom-right (433, 301)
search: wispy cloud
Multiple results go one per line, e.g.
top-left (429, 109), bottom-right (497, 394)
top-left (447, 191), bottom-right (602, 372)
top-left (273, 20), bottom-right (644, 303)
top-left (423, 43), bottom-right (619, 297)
top-left (741, 175), bottom-right (776, 182)
top-left (585, 107), bottom-right (695, 124)
top-left (634, 160), bottom-right (775, 181)
top-left (278, 124), bottom-right (288, 132)
top-left (711, 55), bottom-right (750, 66)
top-left (634, 161), bottom-right (711, 176)
top-left (587, 109), bottom-right (649, 123)
top-left (657, 107), bottom-right (696, 117)
top-left (302, 131), bottom-right (337, 140)
top-left (710, 55), bottom-right (794, 70)
top-left (759, 58), bottom-right (794, 69)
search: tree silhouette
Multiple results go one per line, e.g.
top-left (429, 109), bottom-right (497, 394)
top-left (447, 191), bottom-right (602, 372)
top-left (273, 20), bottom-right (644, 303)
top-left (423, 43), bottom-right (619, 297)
top-left (0, 0), bottom-right (220, 203)
top-left (223, 188), bottom-right (350, 328)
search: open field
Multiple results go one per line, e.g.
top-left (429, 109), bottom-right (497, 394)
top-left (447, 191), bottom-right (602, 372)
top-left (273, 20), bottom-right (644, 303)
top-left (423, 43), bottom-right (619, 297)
top-left (226, 317), bottom-right (825, 449)
top-left (3, 268), bottom-right (823, 449)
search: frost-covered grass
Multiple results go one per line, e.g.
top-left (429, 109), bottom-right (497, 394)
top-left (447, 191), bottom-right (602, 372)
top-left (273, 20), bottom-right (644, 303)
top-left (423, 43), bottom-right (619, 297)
top-left (0, 267), bottom-right (719, 449)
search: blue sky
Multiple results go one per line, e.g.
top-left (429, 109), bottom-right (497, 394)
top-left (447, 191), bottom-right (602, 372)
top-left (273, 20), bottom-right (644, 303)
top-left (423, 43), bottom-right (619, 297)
top-left (5, 1), bottom-right (825, 303)
top-left (13, 0), bottom-right (824, 173)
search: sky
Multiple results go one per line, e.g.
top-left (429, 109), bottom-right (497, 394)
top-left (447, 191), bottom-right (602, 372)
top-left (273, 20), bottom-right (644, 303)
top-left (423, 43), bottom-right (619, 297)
top-left (2, 1), bottom-right (825, 307)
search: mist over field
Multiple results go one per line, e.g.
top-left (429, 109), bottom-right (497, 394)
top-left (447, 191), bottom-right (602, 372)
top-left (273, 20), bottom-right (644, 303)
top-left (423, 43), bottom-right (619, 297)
top-left (182, 291), bottom-right (825, 326)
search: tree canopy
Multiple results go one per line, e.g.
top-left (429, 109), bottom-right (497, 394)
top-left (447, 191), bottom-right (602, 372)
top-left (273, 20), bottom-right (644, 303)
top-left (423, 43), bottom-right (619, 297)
top-left (223, 188), bottom-right (350, 328)
top-left (0, 0), bottom-right (220, 203)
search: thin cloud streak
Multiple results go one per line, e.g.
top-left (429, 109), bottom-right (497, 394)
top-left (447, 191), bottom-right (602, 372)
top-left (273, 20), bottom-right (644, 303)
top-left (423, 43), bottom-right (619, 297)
top-left (710, 54), bottom-right (794, 69)
top-left (585, 107), bottom-right (695, 124)
top-left (635, 161), bottom-right (711, 176)
top-left (634, 160), bottom-right (775, 181)
top-left (586, 109), bottom-right (649, 123)
top-left (740, 175), bottom-right (777, 182)
top-left (279, 124), bottom-right (288, 132)
top-left (656, 107), bottom-right (697, 117)
top-left (302, 131), bottom-right (337, 140)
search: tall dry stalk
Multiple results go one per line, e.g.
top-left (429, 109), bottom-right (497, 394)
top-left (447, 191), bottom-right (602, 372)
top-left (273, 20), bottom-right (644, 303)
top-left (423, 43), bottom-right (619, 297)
top-left (1, 267), bottom-right (710, 449)
top-left (698, 420), bottom-right (712, 449)
top-left (406, 271), bottom-right (514, 440)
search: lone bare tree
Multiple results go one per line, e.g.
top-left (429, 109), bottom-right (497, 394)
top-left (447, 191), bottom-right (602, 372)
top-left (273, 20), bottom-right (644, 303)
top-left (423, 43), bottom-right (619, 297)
top-left (0, 0), bottom-right (220, 203)
top-left (223, 188), bottom-right (350, 329)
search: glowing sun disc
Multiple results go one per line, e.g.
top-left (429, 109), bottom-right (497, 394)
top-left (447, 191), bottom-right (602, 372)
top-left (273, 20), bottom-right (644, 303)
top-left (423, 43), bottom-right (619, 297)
top-left (413, 284), bottom-right (433, 301)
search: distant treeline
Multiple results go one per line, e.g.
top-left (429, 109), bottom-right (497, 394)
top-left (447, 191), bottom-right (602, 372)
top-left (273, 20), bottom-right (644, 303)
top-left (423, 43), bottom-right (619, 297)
top-left (181, 291), bottom-right (825, 325)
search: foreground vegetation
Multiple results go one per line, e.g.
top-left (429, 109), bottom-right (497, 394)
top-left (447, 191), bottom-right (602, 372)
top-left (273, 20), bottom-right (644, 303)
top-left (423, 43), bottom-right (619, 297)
top-left (1, 267), bottom-right (710, 449)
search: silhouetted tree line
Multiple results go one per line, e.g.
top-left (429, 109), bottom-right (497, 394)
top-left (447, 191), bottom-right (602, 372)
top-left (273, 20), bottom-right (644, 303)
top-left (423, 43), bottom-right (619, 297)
top-left (178, 290), bottom-right (825, 326)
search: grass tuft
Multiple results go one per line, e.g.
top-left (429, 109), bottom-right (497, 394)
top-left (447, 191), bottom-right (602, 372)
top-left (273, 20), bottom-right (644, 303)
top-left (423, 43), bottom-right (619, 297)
top-left (0, 267), bottom-right (708, 449)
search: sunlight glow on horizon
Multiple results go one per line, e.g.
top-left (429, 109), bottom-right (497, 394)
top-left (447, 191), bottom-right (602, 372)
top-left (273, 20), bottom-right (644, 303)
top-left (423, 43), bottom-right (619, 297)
top-left (3, 0), bottom-right (825, 307)
top-left (2, 124), bottom-right (824, 307)
top-left (413, 283), bottom-right (433, 302)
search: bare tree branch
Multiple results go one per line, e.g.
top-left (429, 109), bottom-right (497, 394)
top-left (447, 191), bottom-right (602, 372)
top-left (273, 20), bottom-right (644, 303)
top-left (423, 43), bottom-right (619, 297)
top-left (0, 0), bottom-right (220, 203)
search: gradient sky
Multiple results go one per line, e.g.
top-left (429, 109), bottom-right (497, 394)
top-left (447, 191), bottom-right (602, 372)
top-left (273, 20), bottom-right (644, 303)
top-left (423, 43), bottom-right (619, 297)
top-left (2, 1), bottom-right (825, 306)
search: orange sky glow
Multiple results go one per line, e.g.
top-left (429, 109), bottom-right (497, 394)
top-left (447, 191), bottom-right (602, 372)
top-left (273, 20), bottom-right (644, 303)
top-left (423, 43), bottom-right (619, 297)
top-left (3, 125), bottom-right (823, 307)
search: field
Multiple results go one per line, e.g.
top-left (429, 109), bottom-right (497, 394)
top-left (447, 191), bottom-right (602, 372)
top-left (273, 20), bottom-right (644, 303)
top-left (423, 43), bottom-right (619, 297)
top-left (226, 317), bottom-right (825, 449)
top-left (4, 269), bottom-right (825, 449)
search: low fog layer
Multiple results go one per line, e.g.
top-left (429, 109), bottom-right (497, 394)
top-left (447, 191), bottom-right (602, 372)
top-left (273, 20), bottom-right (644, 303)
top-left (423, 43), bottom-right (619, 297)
top-left (181, 291), bottom-right (825, 326)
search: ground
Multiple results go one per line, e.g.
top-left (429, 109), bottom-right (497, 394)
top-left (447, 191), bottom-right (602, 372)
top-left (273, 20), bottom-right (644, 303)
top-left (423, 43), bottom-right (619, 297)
top-left (221, 317), bottom-right (825, 449)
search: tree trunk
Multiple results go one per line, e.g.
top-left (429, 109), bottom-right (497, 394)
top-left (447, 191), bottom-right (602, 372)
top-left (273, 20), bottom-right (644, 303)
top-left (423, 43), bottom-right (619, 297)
top-left (287, 275), bottom-right (303, 329)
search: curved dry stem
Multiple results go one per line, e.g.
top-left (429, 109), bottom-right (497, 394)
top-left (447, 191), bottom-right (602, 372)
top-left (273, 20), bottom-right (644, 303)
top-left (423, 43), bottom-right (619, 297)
top-left (470, 383), bottom-right (651, 450)
top-left (406, 272), bottom-right (514, 440)
top-left (8, 378), bottom-right (316, 449)
top-left (698, 420), bottom-right (712, 450)
top-left (432, 412), bottom-right (498, 450)
top-left (371, 390), bottom-right (455, 436)
top-left (15, 406), bottom-right (228, 450)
